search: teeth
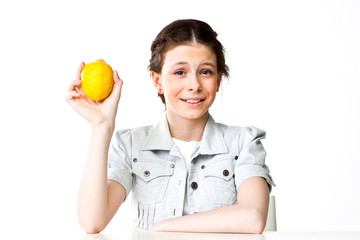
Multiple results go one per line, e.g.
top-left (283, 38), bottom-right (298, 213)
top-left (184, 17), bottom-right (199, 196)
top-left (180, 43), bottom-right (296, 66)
top-left (186, 99), bottom-right (201, 103)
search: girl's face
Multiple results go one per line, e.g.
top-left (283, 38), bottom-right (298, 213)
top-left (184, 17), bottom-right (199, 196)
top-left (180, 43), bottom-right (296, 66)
top-left (152, 43), bottom-right (222, 122)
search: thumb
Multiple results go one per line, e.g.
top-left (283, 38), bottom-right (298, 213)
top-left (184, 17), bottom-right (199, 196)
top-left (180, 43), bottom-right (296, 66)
top-left (108, 70), bottom-right (123, 101)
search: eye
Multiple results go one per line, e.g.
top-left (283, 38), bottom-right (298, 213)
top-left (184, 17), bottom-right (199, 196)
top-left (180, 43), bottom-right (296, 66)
top-left (201, 69), bottom-right (213, 75)
top-left (175, 70), bottom-right (186, 76)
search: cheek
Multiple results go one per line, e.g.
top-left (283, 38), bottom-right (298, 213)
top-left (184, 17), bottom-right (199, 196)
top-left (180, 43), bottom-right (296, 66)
top-left (163, 78), bottom-right (183, 94)
top-left (204, 81), bottom-right (218, 94)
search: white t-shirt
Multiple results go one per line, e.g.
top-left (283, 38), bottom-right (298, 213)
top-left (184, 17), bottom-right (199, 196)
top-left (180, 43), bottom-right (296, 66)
top-left (172, 138), bottom-right (201, 215)
top-left (172, 138), bottom-right (201, 171)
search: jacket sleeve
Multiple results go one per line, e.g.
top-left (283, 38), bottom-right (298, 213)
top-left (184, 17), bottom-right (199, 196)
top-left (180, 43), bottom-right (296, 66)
top-left (234, 126), bottom-right (275, 192)
top-left (108, 129), bottom-right (133, 199)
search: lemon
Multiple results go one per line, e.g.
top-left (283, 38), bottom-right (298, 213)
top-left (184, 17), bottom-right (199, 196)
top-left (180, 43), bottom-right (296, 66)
top-left (81, 59), bottom-right (113, 101)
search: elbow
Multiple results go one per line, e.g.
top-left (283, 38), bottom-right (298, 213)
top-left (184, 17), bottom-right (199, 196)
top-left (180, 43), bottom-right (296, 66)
top-left (78, 216), bottom-right (106, 234)
top-left (248, 208), bottom-right (267, 234)
top-left (251, 221), bottom-right (266, 234)
top-left (82, 226), bottom-right (103, 234)
top-left (234, 208), bottom-right (266, 234)
top-left (80, 223), bottom-right (105, 234)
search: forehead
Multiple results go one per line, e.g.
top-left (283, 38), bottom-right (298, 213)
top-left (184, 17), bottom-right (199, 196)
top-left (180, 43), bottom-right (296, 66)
top-left (163, 43), bottom-right (217, 67)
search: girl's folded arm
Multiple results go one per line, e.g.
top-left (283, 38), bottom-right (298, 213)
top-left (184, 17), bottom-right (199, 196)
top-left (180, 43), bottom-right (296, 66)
top-left (151, 176), bottom-right (269, 234)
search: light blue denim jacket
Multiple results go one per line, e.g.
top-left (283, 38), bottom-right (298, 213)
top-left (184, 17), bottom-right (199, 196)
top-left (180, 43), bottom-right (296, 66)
top-left (108, 114), bottom-right (275, 231)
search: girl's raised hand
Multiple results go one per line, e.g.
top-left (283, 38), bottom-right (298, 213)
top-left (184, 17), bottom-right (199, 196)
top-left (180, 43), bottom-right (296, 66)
top-left (66, 62), bottom-right (123, 128)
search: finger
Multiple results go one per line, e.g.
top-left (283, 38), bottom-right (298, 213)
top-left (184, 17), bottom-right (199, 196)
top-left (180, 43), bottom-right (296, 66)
top-left (104, 70), bottom-right (122, 103)
top-left (113, 70), bottom-right (122, 85)
top-left (76, 62), bottom-right (85, 80)
top-left (68, 79), bottom-right (82, 91)
top-left (110, 70), bottom-right (123, 99)
top-left (65, 90), bottom-right (81, 103)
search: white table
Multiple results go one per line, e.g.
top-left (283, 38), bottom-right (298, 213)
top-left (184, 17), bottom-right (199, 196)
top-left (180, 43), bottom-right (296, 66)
top-left (82, 231), bottom-right (360, 240)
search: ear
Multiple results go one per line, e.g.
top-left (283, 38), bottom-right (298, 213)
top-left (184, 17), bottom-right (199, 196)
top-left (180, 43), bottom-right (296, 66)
top-left (216, 72), bottom-right (223, 92)
top-left (151, 71), bottom-right (163, 94)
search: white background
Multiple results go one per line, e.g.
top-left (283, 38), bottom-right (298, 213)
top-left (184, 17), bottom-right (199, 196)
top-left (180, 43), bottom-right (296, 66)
top-left (0, 0), bottom-right (359, 238)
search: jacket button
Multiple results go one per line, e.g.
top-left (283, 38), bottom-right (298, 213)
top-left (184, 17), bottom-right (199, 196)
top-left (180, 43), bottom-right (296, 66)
top-left (133, 158), bottom-right (137, 163)
top-left (234, 155), bottom-right (238, 160)
top-left (223, 170), bottom-right (229, 176)
top-left (191, 182), bottom-right (198, 190)
top-left (170, 164), bottom-right (175, 168)
top-left (144, 170), bottom-right (150, 177)
top-left (201, 165), bottom-right (205, 169)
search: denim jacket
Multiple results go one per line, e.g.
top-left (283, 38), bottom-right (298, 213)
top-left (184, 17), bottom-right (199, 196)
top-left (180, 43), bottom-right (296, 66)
top-left (108, 114), bottom-right (275, 231)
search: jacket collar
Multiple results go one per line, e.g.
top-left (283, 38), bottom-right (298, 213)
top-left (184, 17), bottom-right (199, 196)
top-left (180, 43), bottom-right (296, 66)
top-left (141, 114), bottom-right (173, 151)
top-left (141, 113), bottom-right (228, 155)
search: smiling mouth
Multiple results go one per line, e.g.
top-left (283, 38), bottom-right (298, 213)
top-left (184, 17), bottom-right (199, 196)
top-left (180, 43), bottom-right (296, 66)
top-left (181, 99), bottom-right (205, 103)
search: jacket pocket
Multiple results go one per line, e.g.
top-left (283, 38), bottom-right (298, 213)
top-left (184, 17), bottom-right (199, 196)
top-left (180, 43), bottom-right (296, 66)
top-left (203, 158), bottom-right (237, 206)
top-left (132, 159), bottom-right (174, 205)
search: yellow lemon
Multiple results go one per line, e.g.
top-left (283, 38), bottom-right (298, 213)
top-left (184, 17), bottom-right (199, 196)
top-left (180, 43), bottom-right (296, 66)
top-left (81, 59), bottom-right (113, 101)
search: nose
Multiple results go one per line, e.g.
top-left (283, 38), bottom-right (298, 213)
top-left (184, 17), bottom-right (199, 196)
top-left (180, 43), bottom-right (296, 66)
top-left (186, 73), bottom-right (201, 92)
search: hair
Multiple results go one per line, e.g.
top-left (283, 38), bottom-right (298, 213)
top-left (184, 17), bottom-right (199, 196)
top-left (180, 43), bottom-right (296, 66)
top-left (148, 19), bottom-right (229, 104)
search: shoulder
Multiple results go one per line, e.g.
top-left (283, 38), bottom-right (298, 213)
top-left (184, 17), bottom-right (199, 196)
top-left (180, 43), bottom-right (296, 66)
top-left (109, 125), bottom-right (154, 163)
top-left (113, 125), bottom-right (153, 144)
top-left (213, 121), bottom-right (266, 151)
top-left (215, 121), bottom-right (265, 140)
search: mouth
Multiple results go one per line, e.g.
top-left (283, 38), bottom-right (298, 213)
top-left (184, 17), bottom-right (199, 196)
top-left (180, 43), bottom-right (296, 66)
top-left (181, 98), bottom-right (205, 104)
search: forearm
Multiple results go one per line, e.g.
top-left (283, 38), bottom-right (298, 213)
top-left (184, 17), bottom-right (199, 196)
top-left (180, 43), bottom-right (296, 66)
top-left (77, 122), bottom-right (115, 232)
top-left (152, 204), bottom-right (266, 234)
top-left (152, 177), bottom-right (270, 234)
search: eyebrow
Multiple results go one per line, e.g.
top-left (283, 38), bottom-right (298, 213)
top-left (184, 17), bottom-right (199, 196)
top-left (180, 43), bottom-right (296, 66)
top-left (201, 62), bottom-right (216, 68)
top-left (170, 61), bottom-right (216, 68)
top-left (170, 62), bottom-right (187, 68)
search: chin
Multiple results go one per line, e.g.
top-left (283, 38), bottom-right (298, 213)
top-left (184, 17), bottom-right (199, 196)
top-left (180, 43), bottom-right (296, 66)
top-left (182, 111), bottom-right (209, 120)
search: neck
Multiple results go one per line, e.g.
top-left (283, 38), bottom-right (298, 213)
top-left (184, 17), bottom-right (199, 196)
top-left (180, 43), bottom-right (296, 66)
top-left (166, 112), bottom-right (209, 142)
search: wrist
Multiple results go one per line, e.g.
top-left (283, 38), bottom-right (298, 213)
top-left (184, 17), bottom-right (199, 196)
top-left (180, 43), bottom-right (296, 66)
top-left (151, 219), bottom-right (172, 232)
top-left (90, 121), bottom-right (115, 133)
top-left (151, 223), bottom-right (162, 232)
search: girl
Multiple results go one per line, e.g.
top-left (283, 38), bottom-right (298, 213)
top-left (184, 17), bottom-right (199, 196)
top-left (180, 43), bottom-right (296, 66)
top-left (66, 19), bottom-right (275, 234)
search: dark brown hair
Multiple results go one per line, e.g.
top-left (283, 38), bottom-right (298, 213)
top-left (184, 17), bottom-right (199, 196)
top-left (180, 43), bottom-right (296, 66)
top-left (148, 19), bottom-right (229, 104)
